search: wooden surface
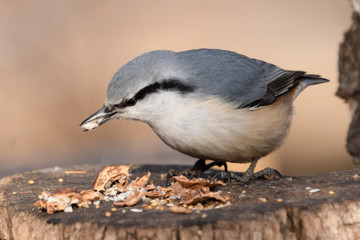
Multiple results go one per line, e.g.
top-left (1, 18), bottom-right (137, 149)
top-left (0, 164), bottom-right (360, 240)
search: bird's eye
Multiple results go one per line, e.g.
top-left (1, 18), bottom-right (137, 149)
top-left (105, 105), bottom-right (114, 112)
top-left (125, 98), bottom-right (136, 107)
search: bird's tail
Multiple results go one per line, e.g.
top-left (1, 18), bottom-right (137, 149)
top-left (292, 74), bottom-right (329, 101)
top-left (302, 74), bottom-right (330, 85)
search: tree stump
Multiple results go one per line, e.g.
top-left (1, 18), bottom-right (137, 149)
top-left (0, 164), bottom-right (360, 240)
top-left (337, 6), bottom-right (360, 164)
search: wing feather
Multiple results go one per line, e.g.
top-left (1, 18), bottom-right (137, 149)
top-left (176, 49), bottom-right (327, 109)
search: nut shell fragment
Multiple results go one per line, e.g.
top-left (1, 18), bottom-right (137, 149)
top-left (114, 189), bottom-right (143, 207)
top-left (34, 165), bottom-right (229, 215)
top-left (93, 165), bottom-right (130, 191)
top-left (172, 176), bottom-right (226, 189)
top-left (170, 176), bottom-right (227, 205)
top-left (80, 189), bottom-right (103, 201)
top-left (128, 172), bottom-right (151, 188)
top-left (34, 188), bottom-right (94, 214)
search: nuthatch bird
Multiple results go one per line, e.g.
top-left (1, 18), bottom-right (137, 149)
top-left (80, 49), bottom-right (328, 182)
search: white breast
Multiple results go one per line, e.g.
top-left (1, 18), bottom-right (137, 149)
top-left (130, 92), bottom-right (294, 163)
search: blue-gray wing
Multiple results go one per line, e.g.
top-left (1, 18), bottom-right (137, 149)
top-left (176, 49), bottom-right (323, 108)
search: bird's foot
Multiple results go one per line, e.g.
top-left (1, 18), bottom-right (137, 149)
top-left (214, 158), bottom-right (282, 184)
top-left (254, 167), bottom-right (282, 180)
top-left (215, 167), bottom-right (282, 184)
top-left (165, 159), bottom-right (227, 186)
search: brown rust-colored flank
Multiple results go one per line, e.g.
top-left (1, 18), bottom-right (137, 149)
top-left (245, 92), bottom-right (294, 158)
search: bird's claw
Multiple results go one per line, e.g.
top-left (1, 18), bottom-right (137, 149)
top-left (213, 167), bottom-right (283, 184)
top-left (254, 167), bottom-right (283, 180)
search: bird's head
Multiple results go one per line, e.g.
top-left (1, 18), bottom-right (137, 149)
top-left (80, 50), bottom-right (195, 131)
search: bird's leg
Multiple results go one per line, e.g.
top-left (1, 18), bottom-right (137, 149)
top-left (218, 159), bottom-right (258, 183)
top-left (165, 159), bottom-right (228, 185)
top-left (192, 159), bottom-right (228, 172)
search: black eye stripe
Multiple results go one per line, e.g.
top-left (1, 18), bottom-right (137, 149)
top-left (134, 82), bottom-right (161, 101)
top-left (161, 80), bottom-right (195, 93)
top-left (108, 79), bottom-right (195, 110)
top-left (134, 79), bottom-right (195, 101)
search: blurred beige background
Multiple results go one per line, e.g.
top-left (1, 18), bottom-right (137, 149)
top-left (1, 0), bottom-right (358, 178)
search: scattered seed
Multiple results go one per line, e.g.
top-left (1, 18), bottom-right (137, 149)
top-left (58, 178), bottom-right (64, 182)
top-left (276, 198), bottom-right (283, 203)
top-left (241, 190), bottom-right (246, 194)
top-left (201, 213), bottom-right (207, 219)
top-left (168, 205), bottom-right (192, 214)
top-left (111, 207), bottom-right (117, 212)
top-left (12, 192), bottom-right (17, 195)
top-left (130, 208), bottom-right (143, 213)
top-left (328, 190), bottom-right (335, 195)
top-left (258, 197), bottom-right (267, 203)
top-left (122, 209), bottom-right (127, 213)
top-left (105, 211), bottom-right (112, 217)
top-left (155, 206), bottom-right (165, 210)
top-left (28, 180), bottom-right (35, 185)
top-left (150, 200), bottom-right (158, 207)
top-left (96, 205), bottom-right (100, 209)
top-left (353, 174), bottom-right (359, 179)
top-left (64, 206), bottom-right (73, 213)
top-left (309, 189), bottom-right (320, 193)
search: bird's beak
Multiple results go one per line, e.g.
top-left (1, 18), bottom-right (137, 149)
top-left (80, 106), bottom-right (117, 132)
